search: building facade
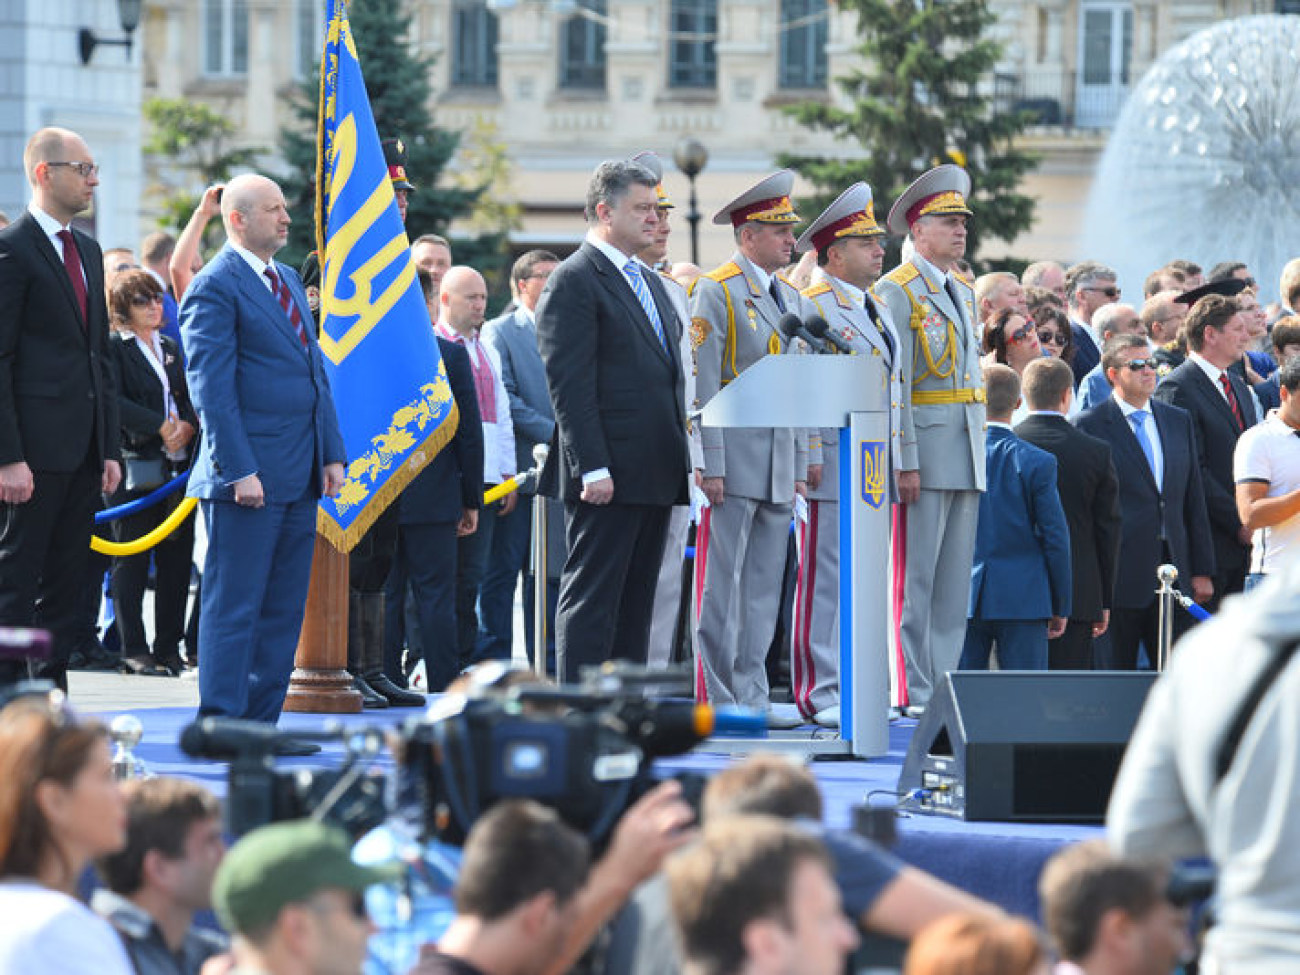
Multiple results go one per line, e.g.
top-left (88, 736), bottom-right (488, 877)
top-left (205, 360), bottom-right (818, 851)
top-left (1, 0), bottom-right (144, 248)
top-left (138, 0), bottom-right (1287, 268)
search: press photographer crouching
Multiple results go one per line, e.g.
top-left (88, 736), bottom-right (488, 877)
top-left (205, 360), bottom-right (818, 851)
top-left (349, 663), bottom-right (701, 975)
top-left (1107, 561), bottom-right (1300, 972)
top-left (0, 688), bottom-right (134, 973)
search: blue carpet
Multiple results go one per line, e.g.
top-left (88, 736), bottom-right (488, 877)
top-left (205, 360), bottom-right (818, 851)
top-left (94, 706), bottom-right (1099, 921)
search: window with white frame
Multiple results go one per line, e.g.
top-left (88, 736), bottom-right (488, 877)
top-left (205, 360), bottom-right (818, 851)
top-left (203, 0), bottom-right (249, 78)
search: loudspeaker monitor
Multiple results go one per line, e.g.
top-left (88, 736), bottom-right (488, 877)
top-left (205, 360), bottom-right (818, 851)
top-left (897, 671), bottom-right (1157, 823)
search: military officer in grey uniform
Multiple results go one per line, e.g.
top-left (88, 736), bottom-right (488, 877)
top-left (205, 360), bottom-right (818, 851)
top-left (873, 165), bottom-right (986, 713)
top-left (791, 183), bottom-right (906, 728)
top-left (631, 151), bottom-right (702, 667)
top-left (690, 170), bottom-right (809, 723)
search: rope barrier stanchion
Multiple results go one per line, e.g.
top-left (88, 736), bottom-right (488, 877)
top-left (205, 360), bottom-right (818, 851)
top-left (1155, 564), bottom-right (1178, 671)
top-left (529, 444), bottom-right (550, 679)
top-left (483, 476), bottom-right (524, 506)
top-left (91, 496), bottom-right (198, 556)
top-left (94, 471), bottom-right (190, 524)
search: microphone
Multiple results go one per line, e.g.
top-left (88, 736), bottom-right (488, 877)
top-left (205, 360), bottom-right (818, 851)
top-left (179, 717), bottom-right (334, 759)
top-left (806, 316), bottom-right (853, 354)
top-left (778, 313), bottom-right (825, 353)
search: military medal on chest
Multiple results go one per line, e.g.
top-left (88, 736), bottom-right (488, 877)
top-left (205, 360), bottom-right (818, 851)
top-left (922, 307), bottom-right (948, 357)
top-left (745, 298), bottom-right (759, 330)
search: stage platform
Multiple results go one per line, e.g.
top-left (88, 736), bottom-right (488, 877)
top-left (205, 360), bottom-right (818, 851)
top-left (92, 700), bottom-right (1100, 921)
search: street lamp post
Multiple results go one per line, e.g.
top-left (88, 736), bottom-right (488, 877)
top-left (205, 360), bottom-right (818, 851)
top-left (673, 137), bottom-right (709, 267)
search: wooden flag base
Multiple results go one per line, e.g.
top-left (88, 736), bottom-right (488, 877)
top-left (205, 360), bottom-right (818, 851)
top-left (285, 533), bottom-right (362, 713)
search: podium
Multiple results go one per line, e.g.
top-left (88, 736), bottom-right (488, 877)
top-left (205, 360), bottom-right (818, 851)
top-left (700, 354), bottom-right (892, 758)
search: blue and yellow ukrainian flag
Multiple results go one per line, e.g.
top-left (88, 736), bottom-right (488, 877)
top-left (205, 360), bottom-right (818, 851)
top-left (313, 0), bottom-right (457, 551)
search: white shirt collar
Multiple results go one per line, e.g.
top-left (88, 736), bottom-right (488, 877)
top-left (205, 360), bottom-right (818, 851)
top-left (910, 248), bottom-right (952, 290)
top-left (1189, 351), bottom-right (1227, 386)
top-left (585, 230), bottom-right (637, 273)
top-left (1112, 390), bottom-right (1154, 418)
top-left (229, 242), bottom-right (272, 283)
top-left (735, 252), bottom-right (773, 294)
top-left (27, 202), bottom-right (69, 237)
top-left (517, 303), bottom-right (536, 326)
top-left (1027, 409), bottom-right (1065, 418)
top-left (824, 272), bottom-right (866, 307)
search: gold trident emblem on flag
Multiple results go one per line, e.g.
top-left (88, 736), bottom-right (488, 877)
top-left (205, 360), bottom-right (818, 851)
top-left (860, 441), bottom-right (886, 509)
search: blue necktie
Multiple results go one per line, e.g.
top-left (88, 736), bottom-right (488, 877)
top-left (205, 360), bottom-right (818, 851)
top-left (1130, 410), bottom-right (1160, 488)
top-left (623, 260), bottom-right (668, 353)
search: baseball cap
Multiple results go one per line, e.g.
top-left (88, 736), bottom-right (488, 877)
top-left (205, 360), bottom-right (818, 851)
top-left (213, 819), bottom-right (399, 934)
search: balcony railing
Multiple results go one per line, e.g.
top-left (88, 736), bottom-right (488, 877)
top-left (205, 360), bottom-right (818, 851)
top-left (994, 68), bottom-right (1130, 130)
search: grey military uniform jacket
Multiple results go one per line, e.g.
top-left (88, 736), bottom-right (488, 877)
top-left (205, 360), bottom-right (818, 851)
top-left (873, 256), bottom-right (986, 492)
top-left (689, 252), bottom-right (809, 503)
top-left (800, 270), bottom-right (906, 504)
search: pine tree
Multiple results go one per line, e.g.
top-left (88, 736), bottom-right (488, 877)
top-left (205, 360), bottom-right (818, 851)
top-left (279, 0), bottom-right (480, 269)
top-left (781, 0), bottom-right (1037, 268)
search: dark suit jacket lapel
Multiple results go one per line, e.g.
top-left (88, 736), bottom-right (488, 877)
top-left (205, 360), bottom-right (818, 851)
top-left (583, 244), bottom-right (672, 368)
top-left (1110, 400), bottom-right (1160, 494)
top-left (1187, 364), bottom-right (1242, 433)
top-left (22, 215), bottom-right (89, 341)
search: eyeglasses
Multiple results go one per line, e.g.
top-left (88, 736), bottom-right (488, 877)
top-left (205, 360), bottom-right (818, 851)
top-left (1122, 358), bottom-right (1156, 372)
top-left (1037, 330), bottom-right (1064, 346)
top-left (47, 161), bottom-right (99, 179)
top-left (1007, 325), bottom-right (1034, 344)
top-left (1084, 286), bottom-right (1121, 299)
top-left (129, 294), bottom-right (163, 308)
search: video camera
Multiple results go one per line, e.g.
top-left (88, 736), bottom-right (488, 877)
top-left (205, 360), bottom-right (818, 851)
top-left (182, 662), bottom-right (763, 841)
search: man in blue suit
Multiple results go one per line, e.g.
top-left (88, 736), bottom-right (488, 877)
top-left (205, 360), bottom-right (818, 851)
top-left (960, 365), bottom-right (1072, 671)
top-left (477, 249), bottom-right (558, 663)
top-left (181, 174), bottom-right (346, 724)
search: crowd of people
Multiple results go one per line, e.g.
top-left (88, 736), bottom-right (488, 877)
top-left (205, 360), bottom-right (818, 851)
top-left (3, 119), bottom-right (1300, 975)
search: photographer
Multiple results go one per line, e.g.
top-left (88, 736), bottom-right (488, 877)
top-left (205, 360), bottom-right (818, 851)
top-left (1107, 563), bottom-right (1300, 972)
top-left (411, 800), bottom-right (590, 975)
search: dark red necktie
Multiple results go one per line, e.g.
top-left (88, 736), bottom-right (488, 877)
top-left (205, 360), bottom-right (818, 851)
top-left (263, 267), bottom-right (308, 348)
top-left (1219, 373), bottom-right (1244, 430)
top-left (57, 229), bottom-right (88, 327)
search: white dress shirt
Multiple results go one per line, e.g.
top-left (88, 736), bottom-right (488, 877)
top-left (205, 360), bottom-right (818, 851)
top-left (1114, 392), bottom-right (1164, 491)
top-left (438, 322), bottom-right (516, 485)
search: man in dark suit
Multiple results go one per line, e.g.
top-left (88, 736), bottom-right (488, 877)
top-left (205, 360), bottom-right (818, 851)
top-left (1016, 356), bottom-right (1121, 670)
top-left (1153, 293), bottom-right (1257, 609)
top-left (1078, 335), bottom-right (1215, 669)
top-left (384, 289), bottom-right (483, 694)
top-left (479, 249), bottom-right (559, 664)
top-left (961, 366), bottom-right (1071, 671)
top-left (536, 160), bottom-right (689, 681)
top-left (181, 174), bottom-right (346, 724)
top-left (0, 127), bottom-right (122, 690)
top-left (1063, 261), bottom-right (1119, 387)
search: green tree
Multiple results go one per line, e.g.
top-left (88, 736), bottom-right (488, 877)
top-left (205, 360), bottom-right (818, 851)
top-left (279, 0), bottom-right (480, 269)
top-left (780, 0), bottom-right (1037, 268)
top-left (141, 98), bottom-right (260, 235)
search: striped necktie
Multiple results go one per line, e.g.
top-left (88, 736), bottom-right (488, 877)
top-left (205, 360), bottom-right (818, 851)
top-left (264, 267), bottom-right (308, 349)
top-left (623, 260), bottom-right (668, 353)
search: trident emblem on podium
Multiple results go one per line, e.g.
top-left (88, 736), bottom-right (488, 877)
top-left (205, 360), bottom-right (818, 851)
top-left (860, 441), bottom-right (886, 509)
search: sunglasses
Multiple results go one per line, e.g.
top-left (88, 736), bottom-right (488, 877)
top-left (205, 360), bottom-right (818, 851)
top-left (1085, 286), bottom-right (1121, 298)
top-left (129, 294), bottom-right (163, 308)
top-left (1037, 330), bottom-right (1064, 346)
top-left (1007, 324), bottom-right (1034, 344)
top-left (1242, 277), bottom-right (1257, 290)
top-left (1121, 358), bottom-right (1156, 372)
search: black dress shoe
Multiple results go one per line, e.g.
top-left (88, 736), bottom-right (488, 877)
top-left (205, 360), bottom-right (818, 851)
top-left (120, 654), bottom-right (167, 676)
top-left (367, 673), bottom-right (425, 707)
top-left (352, 673), bottom-right (389, 709)
top-left (273, 740), bottom-right (322, 757)
top-left (155, 654), bottom-right (187, 676)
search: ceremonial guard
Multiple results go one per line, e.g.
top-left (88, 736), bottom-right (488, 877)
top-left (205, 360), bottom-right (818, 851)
top-left (873, 165), bottom-right (985, 713)
top-left (690, 170), bottom-right (809, 722)
top-left (791, 183), bottom-right (905, 728)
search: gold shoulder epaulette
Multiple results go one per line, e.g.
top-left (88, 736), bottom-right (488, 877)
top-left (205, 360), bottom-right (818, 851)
top-left (703, 261), bottom-right (743, 284)
top-left (658, 269), bottom-right (685, 292)
top-left (882, 264), bottom-right (920, 287)
top-left (802, 282), bottom-right (832, 299)
top-left (775, 272), bottom-right (799, 291)
top-left (952, 271), bottom-right (974, 289)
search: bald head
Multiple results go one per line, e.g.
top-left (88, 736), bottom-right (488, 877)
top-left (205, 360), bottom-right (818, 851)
top-left (24, 127), bottom-right (98, 224)
top-left (439, 265), bottom-right (488, 335)
top-left (221, 175), bottom-right (291, 261)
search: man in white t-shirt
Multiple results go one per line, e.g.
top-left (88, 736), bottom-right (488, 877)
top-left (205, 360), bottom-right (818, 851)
top-left (1234, 356), bottom-right (1300, 587)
